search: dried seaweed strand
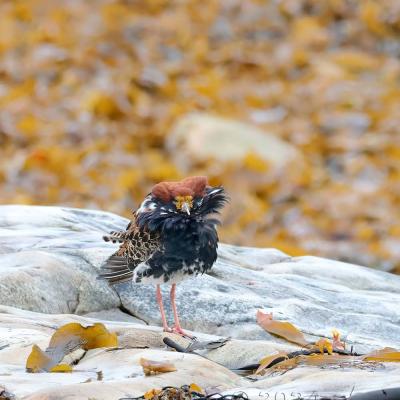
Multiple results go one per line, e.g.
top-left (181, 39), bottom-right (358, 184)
top-left (119, 385), bottom-right (249, 400)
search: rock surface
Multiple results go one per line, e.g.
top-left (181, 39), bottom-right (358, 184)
top-left (83, 308), bottom-right (146, 324)
top-left (167, 113), bottom-right (301, 169)
top-left (1, 205), bottom-right (400, 398)
top-left (0, 206), bottom-right (121, 314)
top-left (1, 205), bottom-right (400, 352)
top-left (1, 306), bottom-right (400, 399)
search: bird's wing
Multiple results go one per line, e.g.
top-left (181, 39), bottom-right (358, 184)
top-left (99, 215), bottom-right (160, 285)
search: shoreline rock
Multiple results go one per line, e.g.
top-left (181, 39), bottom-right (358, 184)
top-left (1, 205), bottom-right (400, 398)
top-left (1, 205), bottom-right (400, 352)
top-left (1, 305), bottom-right (400, 399)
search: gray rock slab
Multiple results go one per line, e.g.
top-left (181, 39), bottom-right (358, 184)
top-left (83, 308), bottom-right (146, 324)
top-left (1, 205), bottom-right (400, 356)
top-left (1, 306), bottom-right (400, 399)
top-left (0, 205), bottom-right (123, 314)
top-left (119, 246), bottom-right (400, 353)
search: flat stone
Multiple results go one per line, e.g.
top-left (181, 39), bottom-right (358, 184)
top-left (1, 205), bottom-right (400, 355)
top-left (1, 306), bottom-right (400, 399)
top-left (166, 113), bottom-right (301, 169)
top-left (1, 205), bottom-right (400, 398)
top-left (0, 206), bottom-right (122, 315)
top-left (119, 249), bottom-right (400, 353)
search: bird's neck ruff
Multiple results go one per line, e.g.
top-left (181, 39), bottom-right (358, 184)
top-left (136, 186), bottom-right (227, 270)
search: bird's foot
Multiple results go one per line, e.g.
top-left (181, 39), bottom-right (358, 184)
top-left (172, 325), bottom-right (195, 339)
top-left (163, 325), bottom-right (194, 339)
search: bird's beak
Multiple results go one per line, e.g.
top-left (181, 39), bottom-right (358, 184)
top-left (181, 201), bottom-right (191, 215)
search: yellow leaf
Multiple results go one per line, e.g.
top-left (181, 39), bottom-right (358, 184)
top-left (256, 310), bottom-right (308, 346)
top-left (355, 224), bottom-right (375, 241)
top-left (144, 389), bottom-right (162, 399)
top-left (291, 16), bottom-right (328, 47)
top-left (256, 351), bottom-right (288, 375)
top-left (243, 152), bottom-right (269, 173)
top-left (189, 383), bottom-right (204, 394)
top-left (49, 322), bottom-right (118, 350)
top-left (144, 151), bottom-right (181, 182)
top-left (360, 2), bottom-right (390, 37)
top-left (26, 344), bottom-right (54, 373)
top-left (49, 364), bottom-right (73, 373)
top-left (140, 358), bottom-right (177, 376)
top-left (263, 240), bottom-right (306, 257)
top-left (330, 50), bottom-right (380, 73)
top-left (363, 347), bottom-right (400, 362)
top-left (301, 353), bottom-right (355, 366)
top-left (82, 91), bottom-right (123, 119)
top-left (17, 114), bottom-right (38, 137)
top-left (313, 338), bottom-right (333, 355)
top-left (266, 356), bottom-right (300, 372)
top-left (0, 79), bottom-right (35, 106)
top-left (12, 3), bottom-right (33, 21)
top-left (117, 170), bottom-right (141, 190)
top-left (389, 225), bottom-right (400, 238)
top-left (26, 323), bottom-right (118, 373)
top-left (101, 3), bottom-right (131, 26)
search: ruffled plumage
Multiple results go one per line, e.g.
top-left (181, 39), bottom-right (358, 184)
top-left (99, 179), bottom-right (228, 286)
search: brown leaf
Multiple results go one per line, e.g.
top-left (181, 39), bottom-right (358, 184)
top-left (299, 353), bottom-right (355, 367)
top-left (255, 351), bottom-right (288, 375)
top-left (363, 347), bottom-right (400, 362)
top-left (26, 322), bottom-right (118, 373)
top-left (140, 358), bottom-right (177, 376)
top-left (256, 310), bottom-right (308, 346)
top-left (265, 356), bottom-right (300, 373)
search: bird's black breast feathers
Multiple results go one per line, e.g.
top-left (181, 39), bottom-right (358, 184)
top-left (136, 216), bottom-right (219, 283)
top-left (99, 186), bottom-right (227, 285)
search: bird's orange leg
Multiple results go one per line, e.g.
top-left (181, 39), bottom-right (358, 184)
top-left (156, 284), bottom-right (171, 332)
top-left (170, 283), bottom-right (193, 338)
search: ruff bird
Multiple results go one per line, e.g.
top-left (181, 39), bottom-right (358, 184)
top-left (99, 176), bottom-right (228, 336)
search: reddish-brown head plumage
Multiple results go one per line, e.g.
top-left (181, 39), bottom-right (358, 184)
top-left (151, 176), bottom-right (208, 202)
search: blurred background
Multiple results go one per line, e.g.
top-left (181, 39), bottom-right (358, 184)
top-left (1, 0), bottom-right (400, 273)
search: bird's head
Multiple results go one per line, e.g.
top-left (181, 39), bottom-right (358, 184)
top-left (136, 176), bottom-right (228, 232)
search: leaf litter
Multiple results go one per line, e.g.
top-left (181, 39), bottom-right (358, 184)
top-left (120, 384), bottom-right (248, 400)
top-left (255, 310), bottom-right (400, 375)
